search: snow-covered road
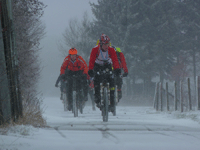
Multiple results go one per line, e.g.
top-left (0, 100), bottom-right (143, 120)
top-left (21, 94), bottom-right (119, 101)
top-left (1, 97), bottom-right (200, 150)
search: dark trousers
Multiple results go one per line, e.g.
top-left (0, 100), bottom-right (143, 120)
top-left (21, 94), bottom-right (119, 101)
top-left (114, 76), bottom-right (123, 90)
top-left (66, 71), bottom-right (88, 105)
top-left (82, 74), bottom-right (88, 100)
top-left (67, 75), bottom-right (82, 106)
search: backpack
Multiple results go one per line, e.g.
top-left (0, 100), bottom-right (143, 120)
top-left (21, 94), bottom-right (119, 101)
top-left (116, 51), bottom-right (121, 64)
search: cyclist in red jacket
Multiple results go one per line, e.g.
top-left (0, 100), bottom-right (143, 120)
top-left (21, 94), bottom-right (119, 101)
top-left (60, 48), bottom-right (88, 110)
top-left (112, 46), bottom-right (128, 100)
top-left (88, 34), bottom-right (121, 112)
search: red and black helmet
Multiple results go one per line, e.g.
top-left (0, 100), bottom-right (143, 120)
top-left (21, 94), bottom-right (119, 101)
top-left (99, 34), bottom-right (110, 45)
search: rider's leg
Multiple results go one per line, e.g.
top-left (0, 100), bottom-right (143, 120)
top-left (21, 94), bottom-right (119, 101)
top-left (76, 77), bottom-right (82, 101)
top-left (94, 75), bottom-right (101, 106)
top-left (60, 80), bottom-right (64, 100)
top-left (82, 75), bottom-right (88, 101)
top-left (117, 77), bottom-right (123, 100)
top-left (67, 77), bottom-right (73, 110)
top-left (89, 88), bottom-right (95, 110)
top-left (109, 77), bottom-right (115, 112)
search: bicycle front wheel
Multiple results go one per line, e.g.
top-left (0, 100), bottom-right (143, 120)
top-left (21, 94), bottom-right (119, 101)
top-left (63, 92), bottom-right (68, 111)
top-left (73, 91), bottom-right (78, 117)
top-left (102, 87), bottom-right (109, 122)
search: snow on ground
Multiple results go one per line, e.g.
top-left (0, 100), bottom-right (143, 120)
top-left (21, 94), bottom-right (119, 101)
top-left (1, 97), bottom-right (200, 150)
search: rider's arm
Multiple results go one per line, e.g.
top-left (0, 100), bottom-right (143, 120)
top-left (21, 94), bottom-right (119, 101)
top-left (108, 47), bottom-right (120, 70)
top-left (55, 75), bottom-right (61, 86)
top-left (78, 56), bottom-right (88, 75)
top-left (88, 47), bottom-right (98, 70)
top-left (119, 52), bottom-right (128, 73)
top-left (60, 59), bottom-right (69, 75)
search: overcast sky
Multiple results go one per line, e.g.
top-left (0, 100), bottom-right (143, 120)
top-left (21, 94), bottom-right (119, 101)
top-left (38, 0), bottom-right (98, 96)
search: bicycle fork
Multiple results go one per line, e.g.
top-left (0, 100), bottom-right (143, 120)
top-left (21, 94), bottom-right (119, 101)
top-left (100, 83), bottom-right (110, 105)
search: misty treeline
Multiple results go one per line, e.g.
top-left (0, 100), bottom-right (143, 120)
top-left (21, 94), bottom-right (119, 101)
top-left (0, 0), bottom-right (46, 126)
top-left (59, 0), bottom-right (200, 103)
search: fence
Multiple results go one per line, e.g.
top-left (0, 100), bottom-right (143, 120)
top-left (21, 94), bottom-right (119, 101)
top-left (153, 77), bottom-right (200, 112)
top-left (0, 0), bottom-right (22, 125)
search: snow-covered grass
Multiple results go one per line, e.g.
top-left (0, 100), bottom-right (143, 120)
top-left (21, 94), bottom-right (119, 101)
top-left (1, 97), bottom-right (200, 150)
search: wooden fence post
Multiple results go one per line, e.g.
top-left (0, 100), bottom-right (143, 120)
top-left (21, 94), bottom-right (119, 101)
top-left (174, 81), bottom-right (178, 111)
top-left (166, 82), bottom-right (169, 111)
top-left (160, 82), bottom-right (163, 111)
top-left (188, 78), bottom-right (192, 111)
top-left (197, 76), bottom-right (200, 110)
top-left (154, 82), bottom-right (158, 109)
top-left (156, 82), bottom-right (159, 111)
top-left (180, 81), bottom-right (183, 112)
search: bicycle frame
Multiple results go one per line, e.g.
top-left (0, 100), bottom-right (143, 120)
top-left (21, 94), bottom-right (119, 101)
top-left (96, 68), bottom-right (113, 122)
top-left (71, 74), bottom-right (84, 117)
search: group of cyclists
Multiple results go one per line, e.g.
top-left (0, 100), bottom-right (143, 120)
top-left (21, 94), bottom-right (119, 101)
top-left (55, 33), bottom-right (128, 113)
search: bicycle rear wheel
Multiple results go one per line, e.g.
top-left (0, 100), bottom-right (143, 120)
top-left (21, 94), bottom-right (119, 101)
top-left (113, 85), bottom-right (118, 116)
top-left (102, 87), bottom-right (109, 122)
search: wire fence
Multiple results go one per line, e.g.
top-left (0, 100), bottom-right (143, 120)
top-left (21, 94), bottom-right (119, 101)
top-left (153, 77), bottom-right (200, 112)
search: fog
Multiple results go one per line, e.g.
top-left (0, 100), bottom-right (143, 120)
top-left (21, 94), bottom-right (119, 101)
top-left (38, 0), bottom-right (97, 97)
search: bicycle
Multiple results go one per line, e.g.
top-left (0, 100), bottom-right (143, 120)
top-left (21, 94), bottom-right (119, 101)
top-left (56, 79), bottom-right (68, 112)
top-left (113, 74), bottom-right (124, 116)
top-left (67, 74), bottom-right (84, 117)
top-left (113, 73), bottom-right (127, 115)
top-left (63, 80), bottom-right (68, 111)
top-left (96, 68), bottom-right (114, 122)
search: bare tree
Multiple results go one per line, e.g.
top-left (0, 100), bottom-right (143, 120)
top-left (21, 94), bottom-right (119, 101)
top-left (58, 12), bottom-right (94, 62)
top-left (11, 0), bottom-right (46, 126)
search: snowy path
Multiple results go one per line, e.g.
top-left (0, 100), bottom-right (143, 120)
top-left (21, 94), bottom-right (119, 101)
top-left (1, 97), bottom-right (200, 150)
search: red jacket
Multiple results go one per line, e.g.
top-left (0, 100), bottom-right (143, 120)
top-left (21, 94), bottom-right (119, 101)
top-left (89, 45), bottom-right (120, 70)
top-left (117, 52), bottom-right (128, 73)
top-left (60, 55), bottom-right (87, 75)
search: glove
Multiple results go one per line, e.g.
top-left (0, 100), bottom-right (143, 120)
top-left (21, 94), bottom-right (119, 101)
top-left (114, 69), bottom-right (121, 76)
top-left (75, 70), bottom-right (83, 76)
top-left (123, 72), bottom-right (128, 77)
top-left (88, 70), bottom-right (94, 77)
top-left (60, 74), bottom-right (66, 80)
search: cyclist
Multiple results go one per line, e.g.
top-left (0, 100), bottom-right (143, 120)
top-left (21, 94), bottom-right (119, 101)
top-left (60, 47), bottom-right (88, 111)
top-left (88, 34), bottom-right (121, 112)
top-left (55, 74), bottom-right (65, 100)
top-left (112, 46), bottom-right (128, 100)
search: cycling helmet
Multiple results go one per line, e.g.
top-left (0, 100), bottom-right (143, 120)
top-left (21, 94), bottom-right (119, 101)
top-left (99, 34), bottom-right (110, 45)
top-left (69, 47), bottom-right (77, 55)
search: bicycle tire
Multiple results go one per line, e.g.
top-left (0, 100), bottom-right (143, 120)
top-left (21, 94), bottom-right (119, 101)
top-left (113, 85), bottom-right (118, 116)
top-left (103, 87), bottom-right (109, 122)
top-left (80, 91), bottom-right (83, 114)
top-left (73, 91), bottom-right (78, 117)
top-left (63, 92), bottom-right (68, 111)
